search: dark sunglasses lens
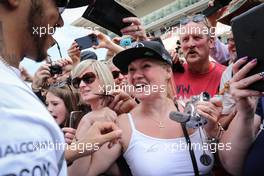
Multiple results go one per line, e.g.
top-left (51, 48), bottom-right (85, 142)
top-left (72, 73), bottom-right (96, 88)
top-left (72, 78), bottom-right (80, 89)
top-left (82, 73), bottom-right (96, 84)
top-left (121, 71), bottom-right (128, 75)
top-left (112, 71), bottom-right (120, 79)
top-left (180, 17), bottom-right (190, 25)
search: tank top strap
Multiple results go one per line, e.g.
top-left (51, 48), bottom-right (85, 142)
top-left (127, 113), bottom-right (136, 130)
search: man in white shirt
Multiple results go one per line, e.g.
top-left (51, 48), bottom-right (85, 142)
top-left (0, 0), bottom-right (122, 175)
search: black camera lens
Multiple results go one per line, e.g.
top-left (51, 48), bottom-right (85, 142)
top-left (49, 64), bottom-right (62, 76)
top-left (201, 92), bottom-right (210, 101)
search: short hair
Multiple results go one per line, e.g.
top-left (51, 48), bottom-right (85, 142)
top-left (179, 14), bottom-right (213, 38)
top-left (71, 59), bottom-right (115, 93)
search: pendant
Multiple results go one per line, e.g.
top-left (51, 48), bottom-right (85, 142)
top-left (159, 122), bottom-right (165, 128)
top-left (200, 154), bottom-right (212, 166)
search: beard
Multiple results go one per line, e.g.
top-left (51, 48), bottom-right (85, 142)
top-left (27, 0), bottom-right (48, 62)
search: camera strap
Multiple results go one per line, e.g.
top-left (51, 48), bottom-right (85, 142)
top-left (181, 123), bottom-right (200, 176)
top-left (174, 100), bottom-right (199, 175)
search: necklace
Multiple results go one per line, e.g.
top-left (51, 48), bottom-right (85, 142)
top-left (149, 117), bottom-right (165, 128)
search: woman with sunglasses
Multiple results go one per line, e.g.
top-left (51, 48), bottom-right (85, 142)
top-left (108, 60), bottom-right (128, 87)
top-left (68, 59), bottom-right (136, 175)
top-left (74, 41), bottom-right (222, 176)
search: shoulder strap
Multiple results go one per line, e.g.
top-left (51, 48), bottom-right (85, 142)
top-left (127, 113), bottom-right (136, 130)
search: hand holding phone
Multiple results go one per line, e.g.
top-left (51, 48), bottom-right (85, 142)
top-left (75, 34), bottom-right (99, 50)
top-left (231, 4), bottom-right (264, 91)
top-left (69, 111), bottom-right (83, 128)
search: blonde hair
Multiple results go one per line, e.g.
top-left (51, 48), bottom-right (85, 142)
top-left (160, 62), bottom-right (176, 99)
top-left (71, 60), bottom-right (115, 93)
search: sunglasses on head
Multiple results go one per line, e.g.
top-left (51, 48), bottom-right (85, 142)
top-left (112, 70), bottom-right (127, 79)
top-left (49, 77), bottom-right (71, 88)
top-left (71, 72), bottom-right (96, 89)
top-left (179, 14), bottom-right (208, 26)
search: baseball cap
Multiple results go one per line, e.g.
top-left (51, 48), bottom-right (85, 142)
top-left (80, 50), bottom-right (98, 61)
top-left (113, 41), bottom-right (172, 73)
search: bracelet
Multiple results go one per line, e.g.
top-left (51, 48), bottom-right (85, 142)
top-left (73, 135), bottom-right (79, 142)
top-left (216, 122), bottom-right (225, 140)
top-left (31, 85), bottom-right (42, 92)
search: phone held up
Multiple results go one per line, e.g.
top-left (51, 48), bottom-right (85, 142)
top-left (75, 34), bottom-right (99, 50)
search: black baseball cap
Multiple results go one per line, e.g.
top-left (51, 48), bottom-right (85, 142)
top-left (80, 50), bottom-right (98, 61)
top-left (113, 41), bottom-right (172, 73)
top-left (56, 0), bottom-right (94, 8)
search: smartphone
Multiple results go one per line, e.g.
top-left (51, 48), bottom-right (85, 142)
top-left (231, 4), bottom-right (264, 91)
top-left (82, 0), bottom-right (137, 36)
top-left (75, 34), bottom-right (99, 50)
top-left (69, 111), bottom-right (83, 128)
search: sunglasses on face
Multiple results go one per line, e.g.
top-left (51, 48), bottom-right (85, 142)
top-left (112, 70), bottom-right (127, 79)
top-left (71, 72), bottom-right (96, 89)
top-left (180, 14), bottom-right (208, 26)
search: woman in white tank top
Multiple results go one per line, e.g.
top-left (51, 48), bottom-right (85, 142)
top-left (113, 41), bottom-right (222, 176)
top-left (77, 41), bottom-right (223, 176)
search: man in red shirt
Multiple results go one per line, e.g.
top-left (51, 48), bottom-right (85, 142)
top-left (174, 14), bottom-right (226, 99)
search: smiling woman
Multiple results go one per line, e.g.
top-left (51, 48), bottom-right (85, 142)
top-left (73, 40), bottom-right (220, 176)
top-left (71, 59), bottom-right (115, 110)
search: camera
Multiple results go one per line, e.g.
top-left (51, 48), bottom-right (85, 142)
top-left (49, 64), bottom-right (62, 76)
top-left (170, 92), bottom-right (210, 128)
top-left (120, 37), bottom-right (132, 47)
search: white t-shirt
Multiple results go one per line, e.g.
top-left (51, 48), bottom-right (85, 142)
top-left (0, 61), bottom-right (67, 175)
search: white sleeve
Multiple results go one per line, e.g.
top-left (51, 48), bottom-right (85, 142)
top-left (210, 37), bottom-right (230, 64)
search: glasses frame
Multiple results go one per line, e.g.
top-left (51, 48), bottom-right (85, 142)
top-left (71, 72), bottom-right (97, 89)
top-left (180, 14), bottom-right (210, 28)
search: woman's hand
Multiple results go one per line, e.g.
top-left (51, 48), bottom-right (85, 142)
top-left (62, 127), bottom-right (76, 145)
top-left (196, 97), bottom-right (223, 135)
top-left (229, 57), bottom-right (264, 117)
top-left (121, 17), bottom-right (148, 41)
top-left (106, 89), bottom-right (137, 115)
top-left (90, 31), bottom-right (124, 54)
top-left (32, 63), bottom-right (51, 90)
top-left (67, 41), bottom-right (81, 65)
